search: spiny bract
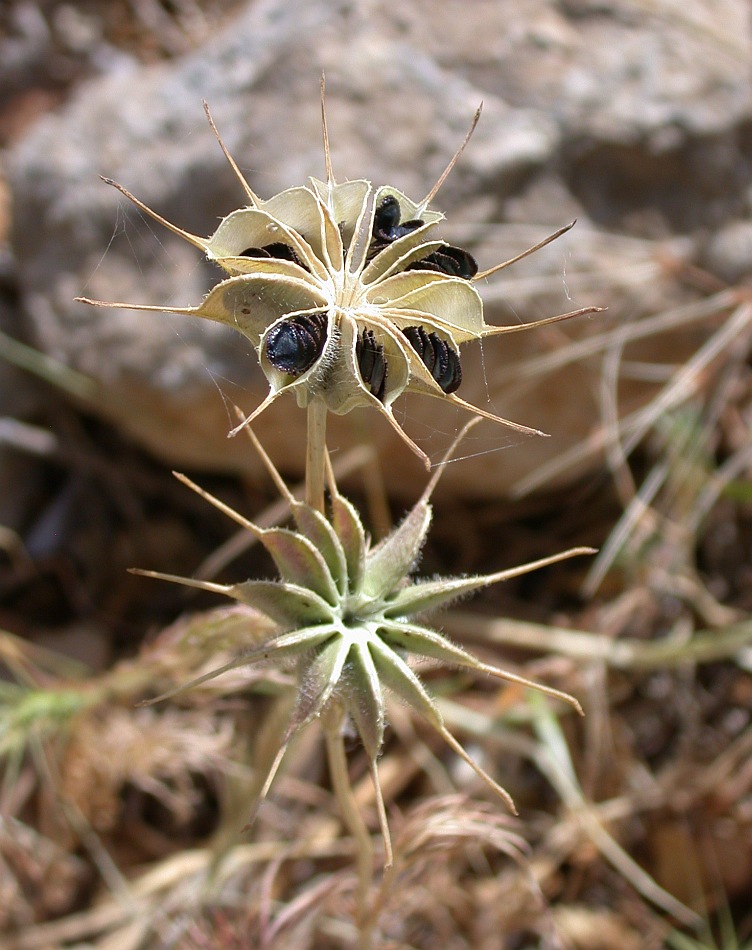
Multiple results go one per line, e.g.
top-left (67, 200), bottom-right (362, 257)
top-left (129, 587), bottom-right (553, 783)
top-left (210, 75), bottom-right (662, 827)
top-left (135, 426), bottom-right (589, 822)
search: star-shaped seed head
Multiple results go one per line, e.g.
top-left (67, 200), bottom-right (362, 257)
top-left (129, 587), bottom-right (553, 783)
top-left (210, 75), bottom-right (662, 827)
top-left (77, 97), bottom-right (599, 468)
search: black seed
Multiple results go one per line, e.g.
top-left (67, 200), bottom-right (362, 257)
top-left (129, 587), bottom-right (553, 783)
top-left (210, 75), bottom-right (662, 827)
top-left (444, 350), bottom-right (462, 393)
top-left (403, 326), bottom-right (433, 373)
top-left (373, 196), bottom-right (401, 239)
top-left (357, 334), bottom-right (376, 379)
top-left (369, 348), bottom-right (387, 400)
top-left (403, 325), bottom-right (462, 394)
top-left (406, 244), bottom-right (478, 280)
top-left (265, 312), bottom-right (328, 375)
top-left (430, 333), bottom-right (449, 381)
top-left (368, 195), bottom-right (426, 261)
top-left (238, 242), bottom-right (308, 270)
top-left (356, 329), bottom-right (388, 401)
top-left (238, 246), bottom-right (272, 259)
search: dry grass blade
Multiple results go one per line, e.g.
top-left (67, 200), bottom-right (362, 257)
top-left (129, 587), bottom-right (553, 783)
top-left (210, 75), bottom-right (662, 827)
top-left (512, 299), bottom-right (752, 497)
top-left (528, 694), bottom-right (702, 927)
top-left (441, 611), bottom-right (752, 670)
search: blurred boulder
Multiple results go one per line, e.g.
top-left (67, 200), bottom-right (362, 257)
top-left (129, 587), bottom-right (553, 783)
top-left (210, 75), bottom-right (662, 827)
top-left (7, 0), bottom-right (752, 498)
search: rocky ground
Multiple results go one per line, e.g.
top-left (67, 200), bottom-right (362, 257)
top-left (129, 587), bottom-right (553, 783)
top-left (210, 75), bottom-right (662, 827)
top-left (1, 2), bottom-right (752, 947)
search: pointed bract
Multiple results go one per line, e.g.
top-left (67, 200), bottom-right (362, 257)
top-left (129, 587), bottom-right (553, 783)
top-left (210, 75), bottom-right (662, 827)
top-left (330, 492), bottom-right (366, 595)
top-left (343, 641), bottom-right (385, 760)
top-left (361, 500), bottom-right (432, 599)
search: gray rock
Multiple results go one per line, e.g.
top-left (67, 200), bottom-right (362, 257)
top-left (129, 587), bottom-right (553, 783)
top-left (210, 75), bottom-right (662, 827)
top-left (8, 0), bottom-right (752, 497)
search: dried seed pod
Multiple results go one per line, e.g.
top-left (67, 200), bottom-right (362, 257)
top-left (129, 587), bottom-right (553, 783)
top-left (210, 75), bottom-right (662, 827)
top-left (78, 98), bottom-right (599, 467)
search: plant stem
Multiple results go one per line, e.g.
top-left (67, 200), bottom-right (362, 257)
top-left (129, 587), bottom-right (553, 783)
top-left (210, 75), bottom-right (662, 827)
top-left (323, 704), bottom-right (375, 948)
top-left (306, 399), bottom-right (328, 513)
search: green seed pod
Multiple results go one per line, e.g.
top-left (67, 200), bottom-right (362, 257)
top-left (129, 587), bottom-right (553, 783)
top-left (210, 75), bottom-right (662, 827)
top-left (133, 423), bottom-right (589, 825)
